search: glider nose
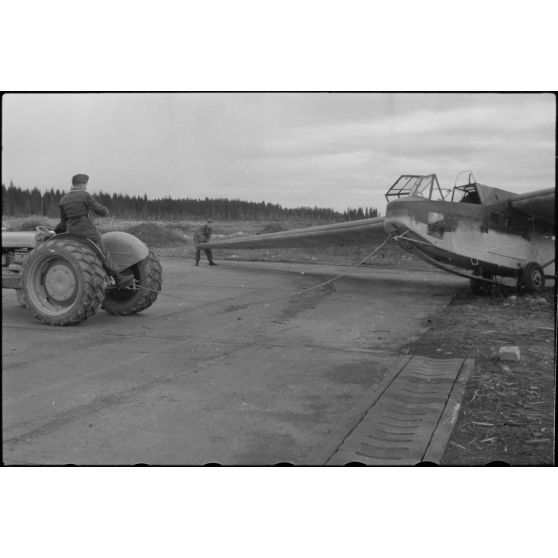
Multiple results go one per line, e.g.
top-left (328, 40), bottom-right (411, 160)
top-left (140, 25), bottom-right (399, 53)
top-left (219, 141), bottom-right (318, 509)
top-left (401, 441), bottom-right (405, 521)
top-left (384, 197), bottom-right (427, 236)
top-left (384, 201), bottom-right (408, 235)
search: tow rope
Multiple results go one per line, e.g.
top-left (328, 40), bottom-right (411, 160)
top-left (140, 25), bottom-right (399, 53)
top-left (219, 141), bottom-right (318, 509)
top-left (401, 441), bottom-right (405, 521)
top-left (136, 235), bottom-right (394, 305)
top-left (282, 235), bottom-right (392, 298)
top-left (33, 224), bottom-right (397, 303)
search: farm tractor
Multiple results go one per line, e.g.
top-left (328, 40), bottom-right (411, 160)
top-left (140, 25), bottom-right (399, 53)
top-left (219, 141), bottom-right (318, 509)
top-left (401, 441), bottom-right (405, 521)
top-left (2, 227), bottom-right (162, 326)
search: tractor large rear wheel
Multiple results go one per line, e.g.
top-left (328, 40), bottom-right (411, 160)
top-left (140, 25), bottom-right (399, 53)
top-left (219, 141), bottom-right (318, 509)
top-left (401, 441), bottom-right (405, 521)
top-left (23, 236), bottom-right (107, 326)
top-left (101, 250), bottom-right (162, 315)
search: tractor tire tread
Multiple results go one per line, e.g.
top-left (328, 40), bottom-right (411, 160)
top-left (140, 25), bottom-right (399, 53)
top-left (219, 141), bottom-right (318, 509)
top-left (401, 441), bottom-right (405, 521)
top-left (101, 250), bottom-right (162, 316)
top-left (24, 237), bottom-right (106, 326)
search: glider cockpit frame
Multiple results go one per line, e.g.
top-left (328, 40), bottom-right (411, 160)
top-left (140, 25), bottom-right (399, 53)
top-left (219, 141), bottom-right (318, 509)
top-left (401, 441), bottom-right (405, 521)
top-left (385, 174), bottom-right (447, 202)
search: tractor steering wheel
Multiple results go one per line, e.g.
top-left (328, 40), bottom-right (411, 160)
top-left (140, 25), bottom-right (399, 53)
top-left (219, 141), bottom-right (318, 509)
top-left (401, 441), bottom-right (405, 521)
top-left (36, 225), bottom-right (56, 236)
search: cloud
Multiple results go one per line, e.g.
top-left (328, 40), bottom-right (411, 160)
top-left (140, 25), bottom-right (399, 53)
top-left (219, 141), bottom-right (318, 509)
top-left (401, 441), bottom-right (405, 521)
top-left (2, 93), bottom-right (554, 212)
top-left (265, 97), bottom-right (553, 156)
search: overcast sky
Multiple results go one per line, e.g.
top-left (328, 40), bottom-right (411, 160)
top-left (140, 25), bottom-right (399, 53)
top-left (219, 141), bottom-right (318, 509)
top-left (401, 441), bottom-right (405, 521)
top-left (2, 93), bottom-right (555, 213)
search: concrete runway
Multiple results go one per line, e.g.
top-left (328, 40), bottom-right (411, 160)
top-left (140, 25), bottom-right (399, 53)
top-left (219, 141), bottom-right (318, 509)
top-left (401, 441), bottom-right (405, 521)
top-left (2, 258), bottom-right (466, 465)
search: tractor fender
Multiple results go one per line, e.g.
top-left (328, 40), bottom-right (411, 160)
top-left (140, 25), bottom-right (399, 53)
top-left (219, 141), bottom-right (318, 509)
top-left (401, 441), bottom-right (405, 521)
top-left (101, 231), bottom-right (149, 272)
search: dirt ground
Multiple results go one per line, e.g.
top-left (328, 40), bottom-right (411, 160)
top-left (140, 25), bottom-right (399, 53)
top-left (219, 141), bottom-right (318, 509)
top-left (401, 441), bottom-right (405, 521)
top-left (406, 290), bottom-right (556, 465)
top-left (4, 216), bottom-right (556, 465)
top-left (153, 221), bottom-right (555, 466)
top-left (3, 258), bottom-right (464, 465)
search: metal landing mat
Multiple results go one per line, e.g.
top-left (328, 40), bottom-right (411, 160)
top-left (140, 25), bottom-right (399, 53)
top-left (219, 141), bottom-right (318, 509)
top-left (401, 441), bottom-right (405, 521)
top-left (327, 355), bottom-right (474, 465)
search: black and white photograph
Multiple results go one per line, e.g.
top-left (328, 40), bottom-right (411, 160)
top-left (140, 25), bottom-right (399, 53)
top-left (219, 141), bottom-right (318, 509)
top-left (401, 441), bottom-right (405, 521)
top-left (2, 92), bottom-right (555, 466)
top-left (1, 1), bottom-right (557, 556)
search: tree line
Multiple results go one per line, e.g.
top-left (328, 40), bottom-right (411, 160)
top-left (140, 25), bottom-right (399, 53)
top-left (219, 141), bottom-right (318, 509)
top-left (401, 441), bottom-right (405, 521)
top-left (1, 182), bottom-right (378, 222)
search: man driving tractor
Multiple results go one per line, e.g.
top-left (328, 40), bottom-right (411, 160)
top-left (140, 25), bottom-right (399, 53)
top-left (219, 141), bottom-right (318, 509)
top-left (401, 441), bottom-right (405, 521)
top-left (54, 173), bottom-right (134, 287)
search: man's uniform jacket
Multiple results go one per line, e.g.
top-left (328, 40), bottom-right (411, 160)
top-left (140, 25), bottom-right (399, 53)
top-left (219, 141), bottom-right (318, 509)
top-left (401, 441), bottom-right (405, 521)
top-left (54, 190), bottom-right (109, 241)
top-left (194, 224), bottom-right (213, 244)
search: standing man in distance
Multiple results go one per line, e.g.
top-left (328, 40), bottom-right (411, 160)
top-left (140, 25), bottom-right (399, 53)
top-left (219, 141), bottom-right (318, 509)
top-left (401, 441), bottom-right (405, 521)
top-left (54, 173), bottom-right (133, 287)
top-left (194, 218), bottom-right (217, 266)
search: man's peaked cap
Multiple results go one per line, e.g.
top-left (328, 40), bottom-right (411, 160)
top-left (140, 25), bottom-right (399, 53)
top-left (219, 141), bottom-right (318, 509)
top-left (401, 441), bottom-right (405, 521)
top-left (72, 173), bottom-right (89, 185)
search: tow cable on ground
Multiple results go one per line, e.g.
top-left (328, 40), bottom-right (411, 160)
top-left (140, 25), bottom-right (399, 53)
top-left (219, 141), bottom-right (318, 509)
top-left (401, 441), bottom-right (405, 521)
top-left (136, 235), bottom-right (395, 305)
top-left (33, 225), bottom-right (407, 304)
top-left (137, 230), bottom-right (525, 304)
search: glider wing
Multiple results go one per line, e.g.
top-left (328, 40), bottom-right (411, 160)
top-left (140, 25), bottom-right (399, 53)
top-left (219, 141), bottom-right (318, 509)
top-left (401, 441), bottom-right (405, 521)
top-left (199, 217), bottom-right (387, 250)
top-left (509, 188), bottom-right (555, 225)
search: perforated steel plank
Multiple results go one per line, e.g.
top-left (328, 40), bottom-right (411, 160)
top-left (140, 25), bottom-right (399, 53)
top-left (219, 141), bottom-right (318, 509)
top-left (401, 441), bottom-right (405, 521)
top-left (327, 356), bottom-right (474, 465)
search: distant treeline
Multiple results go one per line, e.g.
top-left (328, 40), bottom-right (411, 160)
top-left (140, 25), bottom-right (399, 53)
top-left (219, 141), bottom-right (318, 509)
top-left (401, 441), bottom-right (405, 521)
top-left (1, 183), bottom-right (378, 222)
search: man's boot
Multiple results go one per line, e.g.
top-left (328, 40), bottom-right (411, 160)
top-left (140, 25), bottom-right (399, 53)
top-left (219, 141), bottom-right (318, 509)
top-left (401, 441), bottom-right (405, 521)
top-left (209, 261), bottom-right (217, 266)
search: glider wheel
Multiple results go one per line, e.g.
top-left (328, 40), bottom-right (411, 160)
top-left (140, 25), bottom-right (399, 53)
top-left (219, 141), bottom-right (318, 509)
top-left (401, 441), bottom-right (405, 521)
top-left (520, 262), bottom-right (545, 293)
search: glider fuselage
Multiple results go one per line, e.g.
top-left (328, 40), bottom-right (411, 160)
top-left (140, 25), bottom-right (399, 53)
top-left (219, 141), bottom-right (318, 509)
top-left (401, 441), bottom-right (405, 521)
top-left (197, 172), bottom-right (555, 290)
top-left (384, 195), bottom-right (555, 279)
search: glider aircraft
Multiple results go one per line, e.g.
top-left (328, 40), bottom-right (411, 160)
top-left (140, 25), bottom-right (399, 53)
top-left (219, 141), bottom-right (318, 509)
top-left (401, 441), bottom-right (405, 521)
top-left (198, 172), bottom-right (555, 294)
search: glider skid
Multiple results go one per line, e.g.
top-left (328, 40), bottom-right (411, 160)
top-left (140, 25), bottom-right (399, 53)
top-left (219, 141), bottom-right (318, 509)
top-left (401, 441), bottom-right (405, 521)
top-left (393, 233), bottom-right (547, 296)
